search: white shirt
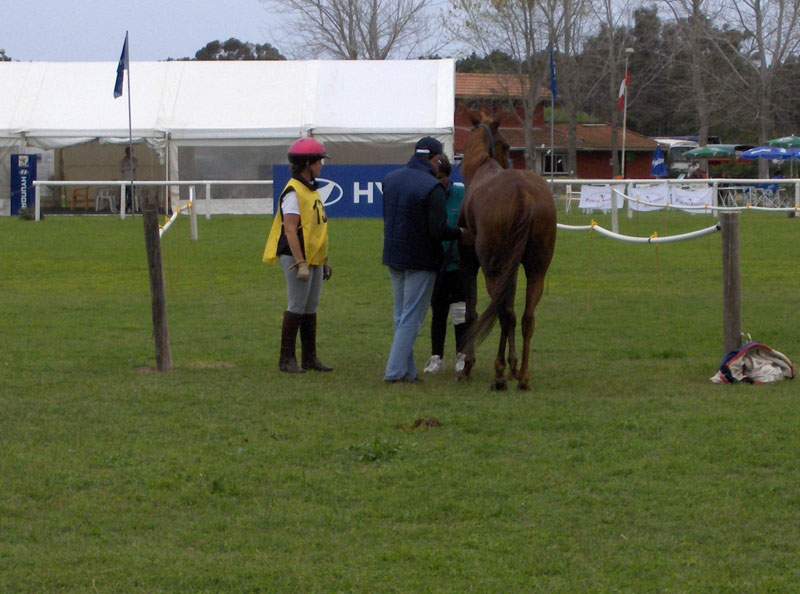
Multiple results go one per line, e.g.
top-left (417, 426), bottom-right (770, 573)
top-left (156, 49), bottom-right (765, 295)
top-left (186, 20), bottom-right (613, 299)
top-left (281, 190), bottom-right (300, 216)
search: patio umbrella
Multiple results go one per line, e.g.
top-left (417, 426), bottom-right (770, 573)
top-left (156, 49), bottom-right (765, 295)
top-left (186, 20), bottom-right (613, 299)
top-left (740, 146), bottom-right (796, 161)
top-left (764, 136), bottom-right (800, 177)
top-left (682, 144), bottom-right (737, 159)
top-left (650, 144), bottom-right (667, 178)
top-left (764, 134), bottom-right (800, 148)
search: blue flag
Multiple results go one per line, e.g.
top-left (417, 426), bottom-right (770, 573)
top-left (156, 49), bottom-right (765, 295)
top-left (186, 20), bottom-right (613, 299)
top-left (650, 144), bottom-right (667, 178)
top-left (114, 32), bottom-right (129, 98)
top-left (549, 45), bottom-right (557, 103)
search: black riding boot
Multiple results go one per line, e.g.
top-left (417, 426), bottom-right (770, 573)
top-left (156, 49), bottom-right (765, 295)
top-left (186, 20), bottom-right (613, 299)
top-left (279, 311), bottom-right (305, 373)
top-left (300, 313), bottom-right (333, 371)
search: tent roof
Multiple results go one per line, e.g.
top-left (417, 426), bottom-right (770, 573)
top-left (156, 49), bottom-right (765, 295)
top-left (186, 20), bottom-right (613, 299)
top-left (0, 60), bottom-right (454, 146)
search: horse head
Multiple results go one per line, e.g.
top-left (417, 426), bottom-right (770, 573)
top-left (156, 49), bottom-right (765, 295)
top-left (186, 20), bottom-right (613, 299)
top-left (462, 110), bottom-right (510, 185)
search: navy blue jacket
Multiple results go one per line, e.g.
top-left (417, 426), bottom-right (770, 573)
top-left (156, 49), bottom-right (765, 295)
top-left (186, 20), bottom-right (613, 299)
top-left (382, 155), bottom-right (462, 271)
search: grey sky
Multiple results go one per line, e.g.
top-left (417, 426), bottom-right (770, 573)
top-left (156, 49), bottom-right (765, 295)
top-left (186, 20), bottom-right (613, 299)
top-left (2, 0), bottom-right (277, 62)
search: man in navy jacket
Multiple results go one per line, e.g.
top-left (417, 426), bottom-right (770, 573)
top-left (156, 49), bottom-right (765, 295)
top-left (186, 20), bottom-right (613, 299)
top-left (382, 137), bottom-right (464, 382)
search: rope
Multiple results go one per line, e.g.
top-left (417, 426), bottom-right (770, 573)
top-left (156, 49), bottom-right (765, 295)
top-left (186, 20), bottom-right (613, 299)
top-left (557, 221), bottom-right (721, 244)
top-left (159, 200), bottom-right (192, 238)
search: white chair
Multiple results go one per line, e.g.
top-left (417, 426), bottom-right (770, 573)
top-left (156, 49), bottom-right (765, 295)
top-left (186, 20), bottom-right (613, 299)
top-left (95, 188), bottom-right (118, 213)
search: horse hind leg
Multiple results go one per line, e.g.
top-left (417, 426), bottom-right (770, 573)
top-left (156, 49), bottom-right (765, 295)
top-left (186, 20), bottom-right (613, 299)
top-left (492, 319), bottom-right (509, 391)
top-left (494, 296), bottom-right (519, 389)
top-left (517, 273), bottom-right (546, 391)
top-left (505, 300), bottom-right (519, 381)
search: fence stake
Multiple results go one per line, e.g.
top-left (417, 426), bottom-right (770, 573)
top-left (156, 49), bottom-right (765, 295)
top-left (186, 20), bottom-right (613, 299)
top-left (189, 186), bottom-right (198, 241)
top-left (795, 180), bottom-right (799, 210)
top-left (611, 183), bottom-right (620, 233)
top-left (34, 184), bottom-right (41, 221)
top-left (712, 181), bottom-right (719, 219)
top-left (720, 211), bottom-right (741, 355)
top-left (142, 190), bottom-right (173, 371)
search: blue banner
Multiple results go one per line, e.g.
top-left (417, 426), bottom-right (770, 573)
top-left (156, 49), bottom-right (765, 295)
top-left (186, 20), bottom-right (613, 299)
top-left (272, 163), bottom-right (464, 218)
top-left (10, 154), bottom-right (37, 215)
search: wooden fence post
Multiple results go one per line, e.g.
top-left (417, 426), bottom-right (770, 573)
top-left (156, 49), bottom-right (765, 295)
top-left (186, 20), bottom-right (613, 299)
top-left (143, 190), bottom-right (173, 371)
top-left (720, 211), bottom-right (741, 355)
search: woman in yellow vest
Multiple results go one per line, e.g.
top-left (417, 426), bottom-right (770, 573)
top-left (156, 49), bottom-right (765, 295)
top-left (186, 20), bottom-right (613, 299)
top-left (263, 137), bottom-right (332, 373)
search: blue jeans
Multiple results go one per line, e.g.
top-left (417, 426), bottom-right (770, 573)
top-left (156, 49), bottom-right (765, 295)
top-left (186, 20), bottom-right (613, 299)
top-left (384, 267), bottom-right (436, 381)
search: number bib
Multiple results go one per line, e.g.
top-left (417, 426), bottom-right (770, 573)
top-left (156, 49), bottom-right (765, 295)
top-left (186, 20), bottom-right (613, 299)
top-left (263, 178), bottom-right (329, 265)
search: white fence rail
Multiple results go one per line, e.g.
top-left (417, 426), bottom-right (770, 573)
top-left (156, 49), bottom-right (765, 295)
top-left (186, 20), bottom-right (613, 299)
top-left (30, 180), bottom-right (274, 221)
top-left (551, 177), bottom-right (800, 233)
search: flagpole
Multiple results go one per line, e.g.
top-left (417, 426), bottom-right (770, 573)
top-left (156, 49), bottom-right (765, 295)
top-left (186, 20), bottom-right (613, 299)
top-left (124, 31), bottom-right (135, 218)
top-left (549, 44), bottom-right (557, 185)
top-left (621, 47), bottom-right (634, 178)
top-left (550, 104), bottom-right (554, 185)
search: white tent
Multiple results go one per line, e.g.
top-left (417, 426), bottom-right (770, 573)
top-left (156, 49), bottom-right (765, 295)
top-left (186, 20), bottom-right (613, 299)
top-left (0, 59), bottom-right (454, 214)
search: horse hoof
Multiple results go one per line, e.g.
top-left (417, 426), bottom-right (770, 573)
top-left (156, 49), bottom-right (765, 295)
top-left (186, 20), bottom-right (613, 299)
top-left (517, 381), bottom-right (530, 391)
top-left (491, 379), bottom-right (508, 391)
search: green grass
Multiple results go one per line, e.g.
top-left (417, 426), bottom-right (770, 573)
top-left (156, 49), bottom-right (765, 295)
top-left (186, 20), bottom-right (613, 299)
top-left (1, 208), bottom-right (799, 592)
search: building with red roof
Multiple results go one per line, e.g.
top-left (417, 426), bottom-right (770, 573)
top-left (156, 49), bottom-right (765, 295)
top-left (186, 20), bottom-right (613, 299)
top-left (455, 72), bottom-right (657, 179)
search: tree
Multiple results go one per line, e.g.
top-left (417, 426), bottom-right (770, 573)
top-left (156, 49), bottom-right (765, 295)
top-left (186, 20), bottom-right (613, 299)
top-left (555, 0), bottom-right (593, 175)
top-left (724, 0), bottom-right (800, 176)
top-left (262, 0), bottom-right (440, 59)
top-left (450, 0), bottom-right (570, 169)
top-left (624, 7), bottom-right (674, 138)
top-left (193, 38), bottom-right (285, 61)
top-left (578, 0), bottom-right (636, 176)
top-left (456, 50), bottom-right (519, 73)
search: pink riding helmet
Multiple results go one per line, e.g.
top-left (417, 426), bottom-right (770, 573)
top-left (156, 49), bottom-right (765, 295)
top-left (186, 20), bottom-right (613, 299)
top-left (288, 137), bottom-right (329, 159)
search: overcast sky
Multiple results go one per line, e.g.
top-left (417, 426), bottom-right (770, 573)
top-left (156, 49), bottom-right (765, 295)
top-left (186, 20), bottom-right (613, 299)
top-left (2, 0), bottom-right (276, 62)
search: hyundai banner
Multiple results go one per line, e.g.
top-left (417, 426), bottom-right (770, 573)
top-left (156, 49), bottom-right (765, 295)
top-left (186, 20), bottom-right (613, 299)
top-left (10, 154), bottom-right (37, 215)
top-left (273, 164), bottom-right (464, 218)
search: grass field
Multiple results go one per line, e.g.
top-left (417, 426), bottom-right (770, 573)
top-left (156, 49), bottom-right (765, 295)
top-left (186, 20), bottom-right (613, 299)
top-left (1, 206), bottom-right (799, 592)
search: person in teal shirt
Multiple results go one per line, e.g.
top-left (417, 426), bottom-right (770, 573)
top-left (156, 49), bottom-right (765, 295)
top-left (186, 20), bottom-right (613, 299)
top-left (424, 154), bottom-right (467, 374)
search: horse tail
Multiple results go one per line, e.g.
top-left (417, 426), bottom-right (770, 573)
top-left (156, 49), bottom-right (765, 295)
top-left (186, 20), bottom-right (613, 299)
top-left (471, 193), bottom-right (532, 347)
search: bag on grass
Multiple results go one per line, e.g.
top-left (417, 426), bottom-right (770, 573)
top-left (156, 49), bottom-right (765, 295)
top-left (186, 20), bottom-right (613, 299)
top-left (710, 341), bottom-right (794, 384)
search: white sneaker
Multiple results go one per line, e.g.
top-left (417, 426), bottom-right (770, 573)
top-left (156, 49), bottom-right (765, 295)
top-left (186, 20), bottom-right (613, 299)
top-left (423, 355), bottom-right (444, 373)
top-left (454, 352), bottom-right (466, 373)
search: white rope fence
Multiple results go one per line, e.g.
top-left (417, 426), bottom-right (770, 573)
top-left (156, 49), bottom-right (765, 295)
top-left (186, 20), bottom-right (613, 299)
top-left (159, 199), bottom-right (193, 238)
top-left (557, 221), bottom-right (721, 244)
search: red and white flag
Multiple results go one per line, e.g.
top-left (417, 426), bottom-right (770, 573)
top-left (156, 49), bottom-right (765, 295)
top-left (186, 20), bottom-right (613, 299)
top-left (617, 67), bottom-right (629, 112)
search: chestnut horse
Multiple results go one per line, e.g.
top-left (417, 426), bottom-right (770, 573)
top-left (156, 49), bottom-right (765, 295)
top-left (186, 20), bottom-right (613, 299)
top-left (457, 112), bottom-right (557, 390)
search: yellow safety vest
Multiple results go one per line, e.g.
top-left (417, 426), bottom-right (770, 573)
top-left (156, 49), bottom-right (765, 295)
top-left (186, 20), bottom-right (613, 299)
top-left (263, 178), bottom-right (329, 266)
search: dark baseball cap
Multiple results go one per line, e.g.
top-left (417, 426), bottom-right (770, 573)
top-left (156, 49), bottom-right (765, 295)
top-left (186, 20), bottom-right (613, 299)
top-left (414, 136), bottom-right (443, 156)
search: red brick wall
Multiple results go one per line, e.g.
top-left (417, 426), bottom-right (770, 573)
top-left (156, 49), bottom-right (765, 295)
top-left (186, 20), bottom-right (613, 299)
top-left (576, 151), bottom-right (655, 179)
top-left (576, 151), bottom-right (611, 178)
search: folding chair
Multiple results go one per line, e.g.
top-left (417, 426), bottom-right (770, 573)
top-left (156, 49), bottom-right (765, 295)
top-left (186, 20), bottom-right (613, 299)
top-left (95, 188), bottom-right (118, 213)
